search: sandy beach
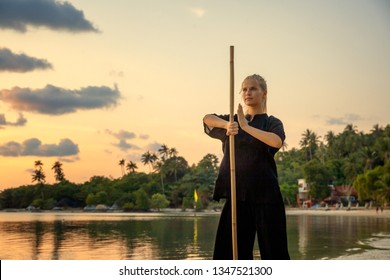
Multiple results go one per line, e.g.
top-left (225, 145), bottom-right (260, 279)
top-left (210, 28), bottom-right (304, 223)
top-left (2, 206), bottom-right (390, 218)
top-left (286, 207), bottom-right (390, 218)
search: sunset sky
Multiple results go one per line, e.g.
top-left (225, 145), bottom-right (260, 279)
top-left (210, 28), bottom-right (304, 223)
top-left (1, 0), bottom-right (389, 190)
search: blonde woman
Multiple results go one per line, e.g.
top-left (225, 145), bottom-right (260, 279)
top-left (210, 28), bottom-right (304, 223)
top-left (203, 74), bottom-right (290, 260)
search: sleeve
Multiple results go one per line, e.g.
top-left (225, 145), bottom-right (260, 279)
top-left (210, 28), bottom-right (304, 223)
top-left (203, 114), bottom-right (229, 141)
top-left (268, 116), bottom-right (286, 155)
top-left (267, 116), bottom-right (285, 143)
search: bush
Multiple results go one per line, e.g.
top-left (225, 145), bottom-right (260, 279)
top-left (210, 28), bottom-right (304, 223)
top-left (122, 202), bottom-right (135, 211)
top-left (150, 193), bottom-right (169, 211)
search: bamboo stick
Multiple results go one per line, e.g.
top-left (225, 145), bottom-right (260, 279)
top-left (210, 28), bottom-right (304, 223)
top-left (229, 45), bottom-right (238, 260)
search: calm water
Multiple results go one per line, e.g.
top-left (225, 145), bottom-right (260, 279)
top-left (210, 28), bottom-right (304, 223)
top-left (1, 211), bottom-right (390, 260)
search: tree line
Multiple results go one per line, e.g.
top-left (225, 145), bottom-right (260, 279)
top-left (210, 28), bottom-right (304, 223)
top-left (0, 144), bottom-right (220, 211)
top-left (277, 124), bottom-right (390, 207)
top-left (0, 123), bottom-right (389, 210)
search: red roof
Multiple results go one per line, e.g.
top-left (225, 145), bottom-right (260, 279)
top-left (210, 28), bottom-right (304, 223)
top-left (332, 185), bottom-right (358, 197)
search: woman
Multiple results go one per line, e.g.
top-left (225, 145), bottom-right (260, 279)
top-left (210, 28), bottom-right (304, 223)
top-left (203, 74), bottom-right (290, 260)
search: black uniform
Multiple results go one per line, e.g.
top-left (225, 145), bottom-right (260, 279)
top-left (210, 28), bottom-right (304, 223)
top-left (204, 113), bottom-right (290, 260)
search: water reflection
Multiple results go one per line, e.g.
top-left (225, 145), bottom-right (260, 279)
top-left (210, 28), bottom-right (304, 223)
top-left (287, 214), bottom-right (390, 259)
top-left (0, 212), bottom-right (389, 260)
top-left (297, 215), bottom-right (309, 258)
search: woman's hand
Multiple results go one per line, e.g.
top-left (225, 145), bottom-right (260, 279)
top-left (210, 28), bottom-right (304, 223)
top-left (225, 104), bottom-right (247, 136)
top-left (237, 104), bottom-right (248, 129)
top-left (226, 121), bottom-right (238, 136)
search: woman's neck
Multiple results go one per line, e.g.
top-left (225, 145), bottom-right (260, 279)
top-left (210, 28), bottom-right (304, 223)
top-left (246, 106), bottom-right (266, 116)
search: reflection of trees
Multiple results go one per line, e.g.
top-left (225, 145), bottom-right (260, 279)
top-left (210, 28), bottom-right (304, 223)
top-left (32, 221), bottom-right (44, 259)
top-left (16, 215), bottom-right (386, 260)
top-left (52, 220), bottom-right (65, 260)
top-left (82, 216), bottom-right (218, 259)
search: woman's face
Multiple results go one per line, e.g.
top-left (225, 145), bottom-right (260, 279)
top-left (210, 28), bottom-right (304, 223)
top-left (241, 78), bottom-right (266, 108)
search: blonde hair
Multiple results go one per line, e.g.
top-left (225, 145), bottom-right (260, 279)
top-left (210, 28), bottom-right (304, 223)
top-left (241, 74), bottom-right (268, 113)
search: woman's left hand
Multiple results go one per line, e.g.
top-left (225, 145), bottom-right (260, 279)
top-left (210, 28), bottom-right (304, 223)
top-left (237, 104), bottom-right (248, 129)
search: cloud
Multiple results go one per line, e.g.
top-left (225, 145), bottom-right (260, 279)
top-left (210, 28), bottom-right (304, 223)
top-left (58, 155), bottom-right (80, 163)
top-left (115, 139), bottom-right (140, 151)
top-left (145, 142), bottom-right (163, 152)
top-left (139, 134), bottom-right (149, 140)
top-left (105, 129), bottom-right (136, 140)
top-left (0, 48), bottom-right (53, 72)
top-left (105, 129), bottom-right (140, 151)
top-left (0, 84), bottom-right (121, 115)
top-left (0, 0), bottom-right (99, 33)
top-left (105, 129), bottom-right (158, 153)
top-left (0, 141), bottom-right (22, 156)
top-left (189, 7), bottom-right (206, 18)
top-left (0, 138), bottom-right (79, 157)
top-left (0, 113), bottom-right (27, 127)
top-left (326, 114), bottom-right (363, 125)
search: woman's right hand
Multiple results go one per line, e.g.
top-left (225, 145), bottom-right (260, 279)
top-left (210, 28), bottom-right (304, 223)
top-left (226, 121), bottom-right (239, 136)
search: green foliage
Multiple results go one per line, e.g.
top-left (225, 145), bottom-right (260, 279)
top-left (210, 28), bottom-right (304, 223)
top-left (150, 193), bottom-right (169, 211)
top-left (276, 123), bottom-right (390, 203)
top-left (1, 125), bottom-right (389, 210)
top-left (31, 198), bottom-right (44, 208)
top-left (134, 188), bottom-right (150, 210)
top-left (279, 183), bottom-right (298, 206)
top-left (31, 198), bottom-right (55, 210)
top-left (122, 202), bottom-right (135, 211)
top-left (181, 197), bottom-right (192, 210)
top-left (194, 196), bottom-right (203, 211)
top-left (86, 193), bottom-right (97, 206)
top-left (303, 159), bottom-right (332, 199)
top-left (354, 160), bottom-right (390, 204)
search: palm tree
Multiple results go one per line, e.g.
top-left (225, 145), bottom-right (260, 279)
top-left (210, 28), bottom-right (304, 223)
top-left (370, 124), bottom-right (383, 136)
top-left (169, 147), bottom-right (178, 158)
top-left (32, 160), bottom-right (46, 199)
top-left (154, 160), bottom-right (165, 194)
top-left (141, 151), bottom-right (158, 173)
top-left (344, 123), bottom-right (358, 134)
top-left (51, 161), bottom-right (65, 182)
top-left (281, 141), bottom-right (288, 152)
top-left (126, 161), bottom-right (138, 173)
top-left (168, 147), bottom-right (179, 181)
top-left (34, 160), bottom-right (43, 170)
top-left (32, 168), bottom-right (46, 184)
top-left (118, 159), bottom-right (125, 176)
top-left (300, 129), bottom-right (320, 161)
top-left (158, 144), bottom-right (170, 161)
top-left (324, 131), bottom-right (336, 147)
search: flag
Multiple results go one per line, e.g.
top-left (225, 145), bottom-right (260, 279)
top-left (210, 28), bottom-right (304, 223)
top-left (194, 189), bottom-right (198, 203)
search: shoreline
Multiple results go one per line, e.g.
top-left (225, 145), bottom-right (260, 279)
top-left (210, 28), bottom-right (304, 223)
top-left (285, 207), bottom-right (390, 218)
top-left (1, 207), bottom-right (390, 218)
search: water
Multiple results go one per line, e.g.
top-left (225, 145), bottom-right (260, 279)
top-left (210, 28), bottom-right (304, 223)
top-left (1, 211), bottom-right (389, 260)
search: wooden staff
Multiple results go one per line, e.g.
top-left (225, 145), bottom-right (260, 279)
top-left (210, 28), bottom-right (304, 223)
top-left (229, 45), bottom-right (238, 260)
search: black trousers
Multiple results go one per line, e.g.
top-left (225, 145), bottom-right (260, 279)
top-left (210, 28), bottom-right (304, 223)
top-left (213, 199), bottom-right (290, 260)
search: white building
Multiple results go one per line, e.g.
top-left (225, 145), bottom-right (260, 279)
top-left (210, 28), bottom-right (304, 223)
top-left (297, 179), bottom-right (311, 208)
top-left (298, 179), bottom-right (309, 200)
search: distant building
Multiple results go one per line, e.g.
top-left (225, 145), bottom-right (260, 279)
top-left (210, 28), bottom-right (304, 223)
top-left (325, 185), bottom-right (358, 206)
top-left (297, 179), bottom-right (311, 208)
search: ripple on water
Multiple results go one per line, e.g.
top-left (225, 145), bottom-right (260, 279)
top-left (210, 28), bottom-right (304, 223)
top-left (334, 232), bottom-right (390, 259)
